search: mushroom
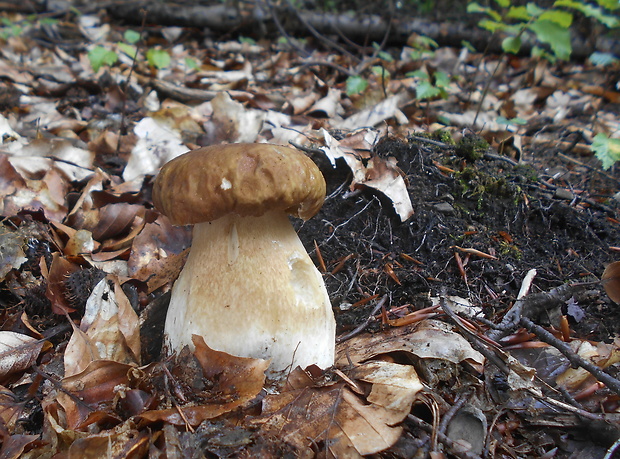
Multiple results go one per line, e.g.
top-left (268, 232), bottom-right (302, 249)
top-left (152, 143), bottom-right (335, 374)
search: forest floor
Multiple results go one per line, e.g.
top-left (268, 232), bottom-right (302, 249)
top-left (0, 2), bottom-right (619, 458)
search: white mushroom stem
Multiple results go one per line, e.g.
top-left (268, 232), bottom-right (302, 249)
top-left (163, 210), bottom-right (335, 374)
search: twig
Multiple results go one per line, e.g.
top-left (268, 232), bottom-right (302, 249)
top-left (336, 295), bottom-right (387, 343)
top-left (264, 0), bottom-right (311, 58)
top-left (284, 0), bottom-right (360, 64)
top-left (520, 316), bottom-right (620, 397)
top-left (409, 135), bottom-right (452, 149)
top-left (407, 414), bottom-right (483, 459)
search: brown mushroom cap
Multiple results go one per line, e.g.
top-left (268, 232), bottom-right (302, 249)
top-left (152, 143), bottom-right (326, 225)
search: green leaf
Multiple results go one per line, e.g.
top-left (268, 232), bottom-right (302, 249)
top-left (39, 18), bottom-right (59, 26)
top-left (434, 71), bottom-right (450, 88)
top-left (497, 116), bottom-right (511, 125)
top-left (589, 52), bottom-right (619, 66)
top-left (407, 69), bottom-right (428, 79)
top-left (539, 9), bottom-right (573, 28)
top-left (88, 46), bottom-right (118, 72)
top-left (592, 133), bottom-right (620, 170)
top-left (461, 40), bottom-right (478, 53)
top-left (528, 19), bottom-right (572, 60)
top-left (526, 3), bottom-right (546, 17)
top-left (239, 36), bottom-right (256, 44)
top-left (124, 29), bottom-right (140, 44)
top-left (493, 0), bottom-right (511, 8)
top-left (117, 42), bottom-right (137, 59)
top-left (479, 19), bottom-right (508, 32)
top-left (371, 66), bottom-right (391, 79)
top-left (437, 115), bottom-right (451, 125)
top-left (412, 35), bottom-right (439, 50)
top-left (185, 57), bottom-right (200, 69)
top-left (507, 6), bottom-right (532, 20)
top-left (594, 0), bottom-right (619, 11)
top-left (555, 0), bottom-right (619, 27)
top-left (346, 75), bottom-right (368, 96)
top-left (467, 3), bottom-right (503, 20)
top-left (467, 3), bottom-right (488, 13)
top-left (146, 48), bottom-right (171, 69)
top-left (502, 36), bottom-right (522, 54)
top-left (416, 80), bottom-right (441, 100)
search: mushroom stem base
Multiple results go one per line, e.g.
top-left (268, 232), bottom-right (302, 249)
top-left (163, 211), bottom-right (336, 375)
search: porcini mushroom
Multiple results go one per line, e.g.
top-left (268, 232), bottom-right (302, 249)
top-left (152, 143), bottom-right (335, 374)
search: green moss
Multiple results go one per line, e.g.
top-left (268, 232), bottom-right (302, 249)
top-left (455, 167), bottom-right (521, 208)
top-left (499, 241), bottom-right (522, 259)
top-left (454, 134), bottom-right (489, 162)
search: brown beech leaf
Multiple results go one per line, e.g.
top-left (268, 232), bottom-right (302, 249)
top-left (138, 336), bottom-right (268, 426)
top-left (64, 276), bottom-right (140, 377)
top-left (602, 261), bottom-right (620, 304)
top-left (0, 385), bottom-right (25, 432)
top-left (255, 377), bottom-right (412, 457)
top-left (64, 428), bottom-right (149, 459)
top-left (128, 215), bottom-right (191, 293)
top-left (0, 433), bottom-right (40, 459)
top-left (91, 203), bottom-right (144, 242)
top-left (56, 360), bottom-right (132, 431)
top-left (336, 320), bottom-right (485, 371)
top-left (0, 332), bottom-right (45, 382)
top-left (44, 253), bottom-right (80, 314)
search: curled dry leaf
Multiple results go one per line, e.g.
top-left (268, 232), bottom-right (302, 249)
top-left (123, 117), bottom-right (188, 182)
top-left (0, 331), bottom-right (45, 382)
top-left (55, 360), bottom-right (133, 431)
top-left (320, 129), bottom-right (414, 222)
top-left (91, 203), bottom-right (145, 242)
top-left (602, 261), bottom-right (620, 303)
top-left (138, 336), bottom-right (268, 426)
top-left (334, 92), bottom-right (410, 130)
top-left (255, 361), bottom-right (422, 457)
top-left (127, 215), bottom-right (191, 293)
top-left (0, 386), bottom-right (24, 432)
top-left (210, 91), bottom-right (265, 143)
top-left (64, 276), bottom-right (140, 377)
top-left (43, 253), bottom-right (80, 315)
top-left (337, 320), bottom-right (485, 371)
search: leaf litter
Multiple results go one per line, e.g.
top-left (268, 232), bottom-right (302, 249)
top-left (0, 3), bottom-right (618, 458)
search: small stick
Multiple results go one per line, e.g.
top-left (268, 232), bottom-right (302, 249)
top-left (407, 414), bottom-right (483, 459)
top-left (520, 316), bottom-right (620, 397)
top-left (336, 295), bottom-right (388, 343)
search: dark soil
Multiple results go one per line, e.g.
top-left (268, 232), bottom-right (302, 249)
top-left (297, 134), bottom-right (620, 341)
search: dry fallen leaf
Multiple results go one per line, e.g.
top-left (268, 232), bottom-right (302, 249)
top-left (137, 335), bottom-right (269, 426)
top-left (254, 361), bottom-right (422, 457)
top-left (602, 261), bottom-right (620, 303)
top-left (0, 332), bottom-right (45, 382)
top-left (66, 276), bottom-right (140, 376)
top-left (320, 129), bottom-right (414, 222)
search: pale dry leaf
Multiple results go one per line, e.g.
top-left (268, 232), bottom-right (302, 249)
top-left (138, 336), bottom-right (268, 426)
top-left (123, 117), bottom-right (188, 181)
top-left (257, 382), bottom-right (404, 457)
top-left (336, 320), bottom-right (484, 369)
top-left (307, 87), bottom-right (344, 119)
top-left (63, 322), bottom-right (100, 378)
top-left (320, 129), bottom-right (413, 222)
top-left (0, 332), bottom-right (45, 381)
top-left (348, 360), bottom-right (423, 419)
top-left (334, 92), bottom-right (410, 130)
top-left (211, 91), bottom-right (265, 143)
top-left (77, 276), bottom-right (140, 366)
